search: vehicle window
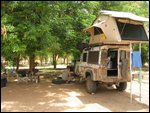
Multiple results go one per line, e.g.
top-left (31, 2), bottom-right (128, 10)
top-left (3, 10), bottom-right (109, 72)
top-left (108, 51), bottom-right (117, 59)
top-left (94, 27), bottom-right (103, 35)
top-left (117, 21), bottom-right (148, 41)
top-left (88, 51), bottom-right (99, 64)
top-left (83, 53), bottom-right (87, 62)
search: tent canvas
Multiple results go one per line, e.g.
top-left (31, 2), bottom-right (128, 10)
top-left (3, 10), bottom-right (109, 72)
top-left (83, 10), bottom-right (149, 44)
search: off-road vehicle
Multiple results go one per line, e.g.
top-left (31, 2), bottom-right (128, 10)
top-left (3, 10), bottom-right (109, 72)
top-left (75, 44), bottom-right (130, 93)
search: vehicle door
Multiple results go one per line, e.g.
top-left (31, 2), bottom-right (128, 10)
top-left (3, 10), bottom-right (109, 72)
top-left (100, 48), bottom-right (108, 79)
top-left (118, 49), bottom-right (130, 80)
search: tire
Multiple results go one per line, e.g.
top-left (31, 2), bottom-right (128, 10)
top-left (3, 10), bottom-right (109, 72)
top-left (86, 76), bottom-right (97, 94)
top-left (116, 82), bottom-right (127, 91)
top-left (52, 77), bottom-right (66, 84)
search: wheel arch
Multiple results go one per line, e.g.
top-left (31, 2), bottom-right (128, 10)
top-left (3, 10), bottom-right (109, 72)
top-left (85, 70), bottom-right (93, 80)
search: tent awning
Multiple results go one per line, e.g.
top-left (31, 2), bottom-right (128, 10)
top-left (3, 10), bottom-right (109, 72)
top-left (83, 21), bottom-right (105, 32)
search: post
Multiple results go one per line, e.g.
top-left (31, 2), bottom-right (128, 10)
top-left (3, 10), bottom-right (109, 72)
top-left (130, 42), bottom-right (132, 103)
top-left (118, 49), bottom-right (120, 79)
top-left (139, 43), bottom-right (142, 101)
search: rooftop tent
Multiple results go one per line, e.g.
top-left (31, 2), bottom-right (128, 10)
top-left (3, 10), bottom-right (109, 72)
top-left (84, 10), bottom-right (149, 44)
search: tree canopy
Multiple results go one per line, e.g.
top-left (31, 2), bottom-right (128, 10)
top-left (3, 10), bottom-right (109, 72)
top-left (1, 1), bottom-right (149, 70)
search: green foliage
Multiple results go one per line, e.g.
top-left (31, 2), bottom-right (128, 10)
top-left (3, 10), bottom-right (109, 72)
top-left (1, 1), bottom-right (149, 68)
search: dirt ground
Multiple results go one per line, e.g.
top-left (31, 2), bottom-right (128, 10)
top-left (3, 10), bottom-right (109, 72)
top-left (1, 71), bottom-right (149, 112)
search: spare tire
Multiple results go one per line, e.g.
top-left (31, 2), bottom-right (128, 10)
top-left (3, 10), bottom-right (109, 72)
top-left (52, 77), bottom-right (66, 84)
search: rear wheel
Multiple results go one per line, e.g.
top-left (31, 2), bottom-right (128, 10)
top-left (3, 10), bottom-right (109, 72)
top-left (86, 76), bottom-right (97, 94)
top-left (115, 82), bottom-right (127, 91)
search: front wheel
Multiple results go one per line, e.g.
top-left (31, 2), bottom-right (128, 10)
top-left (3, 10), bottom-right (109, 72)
top-left (86, 76), bottom-right (97, 94)
top-left (115, 82), bottom-right (127, 91)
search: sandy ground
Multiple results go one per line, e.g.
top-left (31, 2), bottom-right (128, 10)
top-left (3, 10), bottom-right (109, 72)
top-left (1, 72), bottom-right (149, 112)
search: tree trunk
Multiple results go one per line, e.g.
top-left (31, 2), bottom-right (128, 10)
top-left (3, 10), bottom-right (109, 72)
top-left (29, 55), bottom-right (35, 72)
top-left (63, 58), bottom-right (66, 64)
top-left (53, 54), bottom-right (57, 69)
top-left (66, 57), bottom-right (68, 65)
top-left (45, 56), bottom-right (48, 64)
top-left (40, 57), bottom-right (43, 66)
top-left (16, 54), bottom-right (20, 72)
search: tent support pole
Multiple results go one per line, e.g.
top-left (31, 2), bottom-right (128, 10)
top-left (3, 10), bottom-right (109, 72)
top-left (130, 42), bottom-right (132, 103)
top-left (139, 43), bottom-right (142, 102)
